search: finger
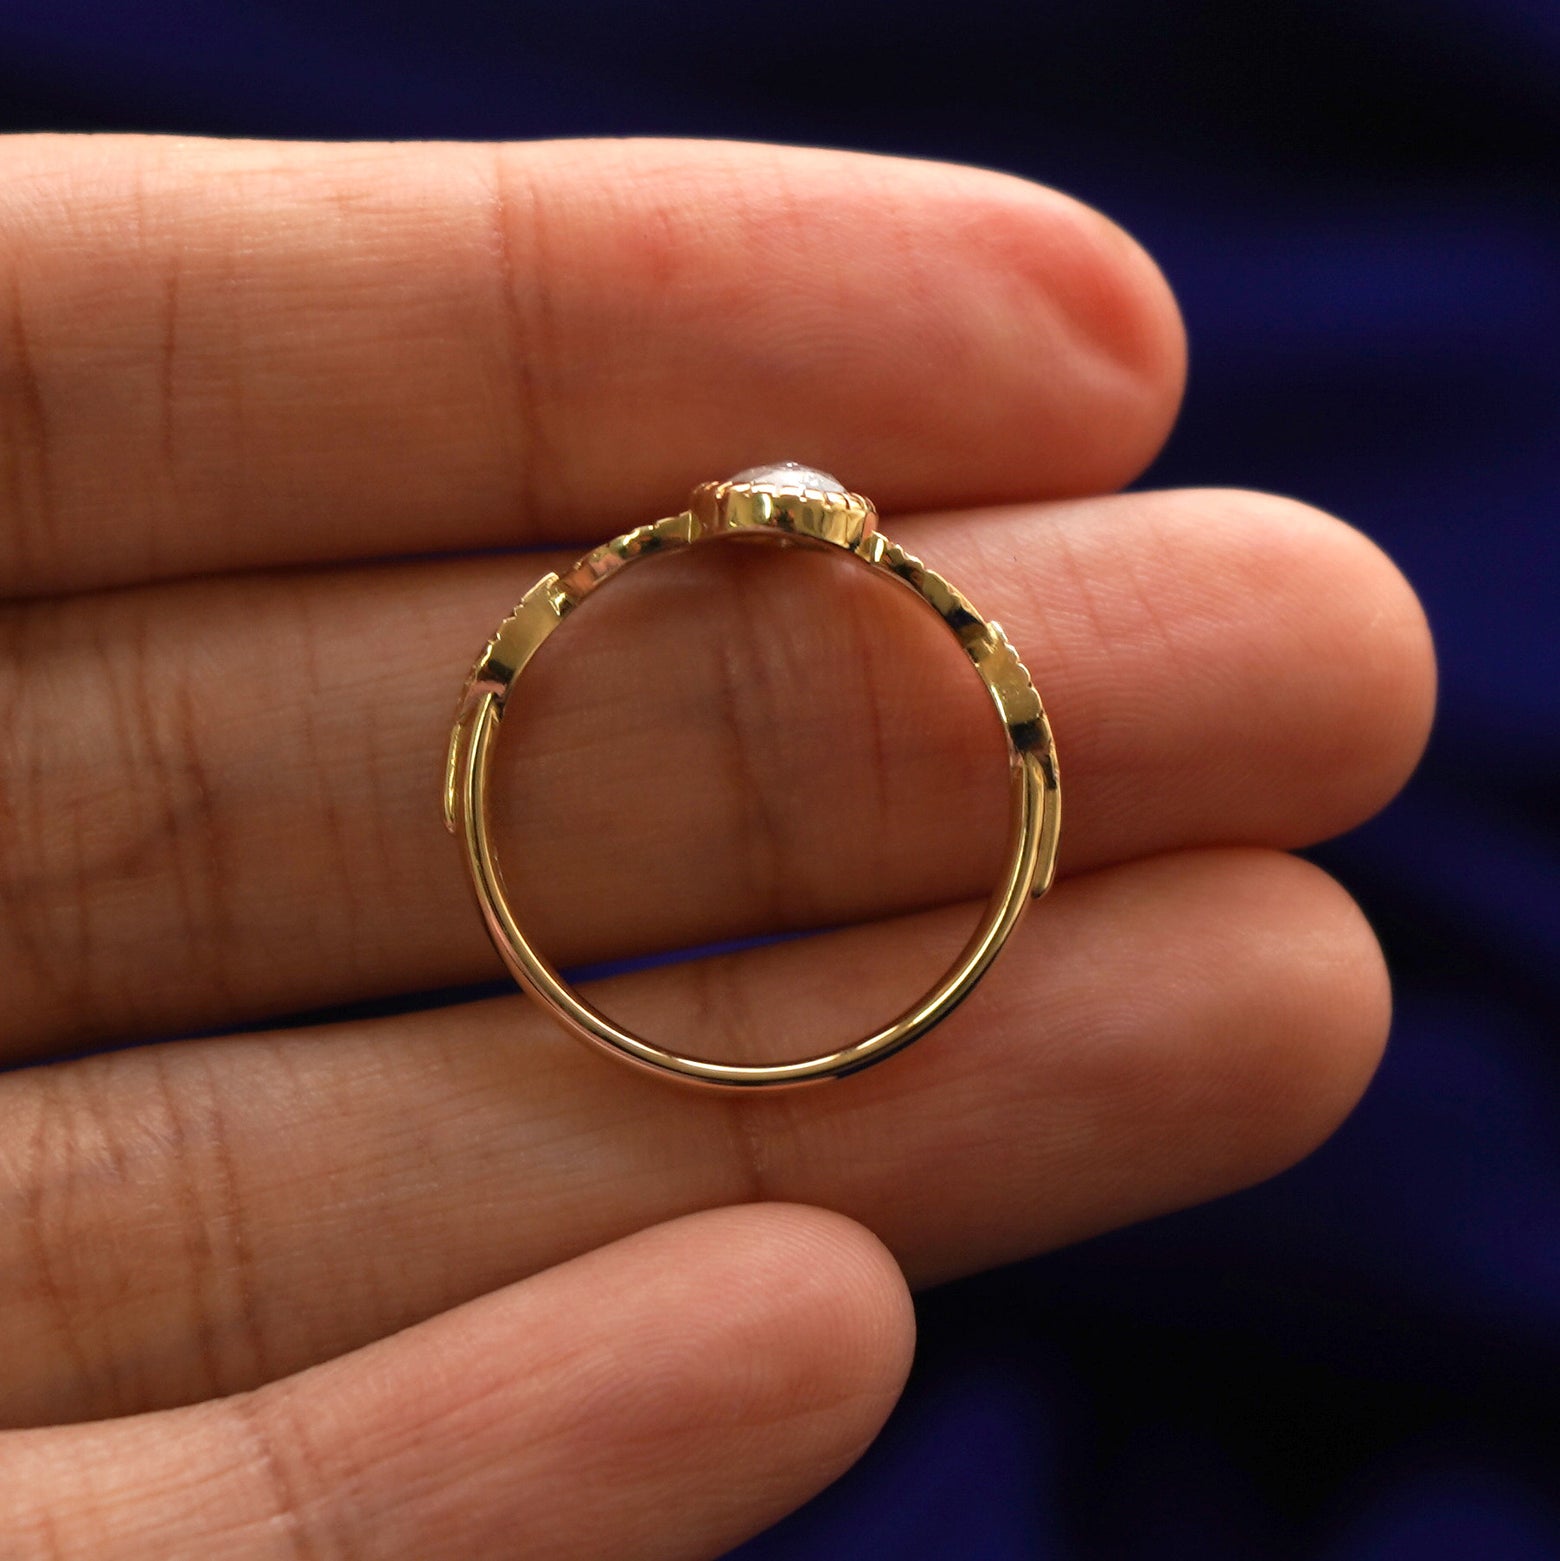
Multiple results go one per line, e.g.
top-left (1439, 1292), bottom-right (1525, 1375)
top-left (0, 848), bottom-right (1386, 1428)
top-left (0, 133), bottom-right (1183, 596)
top-left (0, 1205), bottom-right (912, 1561)
top-left (0, 487), bottom-right (1433, 1058)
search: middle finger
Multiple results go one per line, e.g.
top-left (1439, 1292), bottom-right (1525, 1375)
top-left (0, 487), bottom-right (1431, 1058)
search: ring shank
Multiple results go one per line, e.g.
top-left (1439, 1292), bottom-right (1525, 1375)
top-left (446, 513), bottom-right (1060, 1091)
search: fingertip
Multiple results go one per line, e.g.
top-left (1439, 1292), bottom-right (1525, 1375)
top-left (1225, 488), bottom-right (1438, 834)
top-left (760, 1202), bottom-right (919, 1406)
top-left (526, 1204), bottom-right (914, 1553)
top-left (1169, 847), bottom-right (1393, 1186)
top-left (982, 175), bottom-right (1189, 490)
top-left (571, 140), bottom-right (1189, 505)
top-left (1279, 853), bottom-right (1394, 1140)
top-left (649, 1202), bottom-right (916, 1442)
top-left (890, 161), bottom-right (1188, 499)
top-left (1085, 487), bottom-right (1436, 851)
top-left (1322, 508), bottom-right (1438, 809)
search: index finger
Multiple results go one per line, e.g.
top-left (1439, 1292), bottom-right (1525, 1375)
top-left (0, 134), bottom-right (1184, 596)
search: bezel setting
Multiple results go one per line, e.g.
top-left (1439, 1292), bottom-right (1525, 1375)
top-left (690, 462), bottom-right (876, 551)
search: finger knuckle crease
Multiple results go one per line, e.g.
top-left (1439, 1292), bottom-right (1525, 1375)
top-left (0, 258), bottom-right (61, 585)
top-left (486, 149), bottom-right (570, 536)
top-left (228, 1390), bottom-right (355, 1561)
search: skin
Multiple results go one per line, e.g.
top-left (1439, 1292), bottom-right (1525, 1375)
top-left (0, 135), bottom-right (1436, 1557)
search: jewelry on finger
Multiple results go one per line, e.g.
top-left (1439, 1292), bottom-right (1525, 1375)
top-left (444, 463), bottom-right (1060, 1091)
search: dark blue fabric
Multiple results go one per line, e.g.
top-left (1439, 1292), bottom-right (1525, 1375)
top-left (3, 3), bottom-right (1556, 1555)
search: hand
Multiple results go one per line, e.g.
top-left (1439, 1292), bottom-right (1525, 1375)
top-left (0, 136), bottom-right (1433, 1558)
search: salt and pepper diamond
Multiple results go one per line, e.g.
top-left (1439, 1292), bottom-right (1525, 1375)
top-left (693, 460), bottom-right (872, 550)
top-left (729, 462), bottom-right (847, 494)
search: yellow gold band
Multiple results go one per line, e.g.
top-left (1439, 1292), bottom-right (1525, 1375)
top-left (444, 465), bottom-right (1060, 1091)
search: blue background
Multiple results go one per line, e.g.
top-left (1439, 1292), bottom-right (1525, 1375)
top-left (3, 2), bottom-right (1556, 1555)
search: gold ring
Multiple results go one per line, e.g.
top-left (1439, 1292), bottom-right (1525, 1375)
top-left (444, 463), bottom-right (1060, 1091)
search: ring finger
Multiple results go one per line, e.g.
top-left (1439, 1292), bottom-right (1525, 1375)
top-left (0, 845), bottom-right (1386, 1428)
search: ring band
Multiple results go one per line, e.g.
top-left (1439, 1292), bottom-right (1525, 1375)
top-left (444, 463), bottom-right (1060, 1091)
